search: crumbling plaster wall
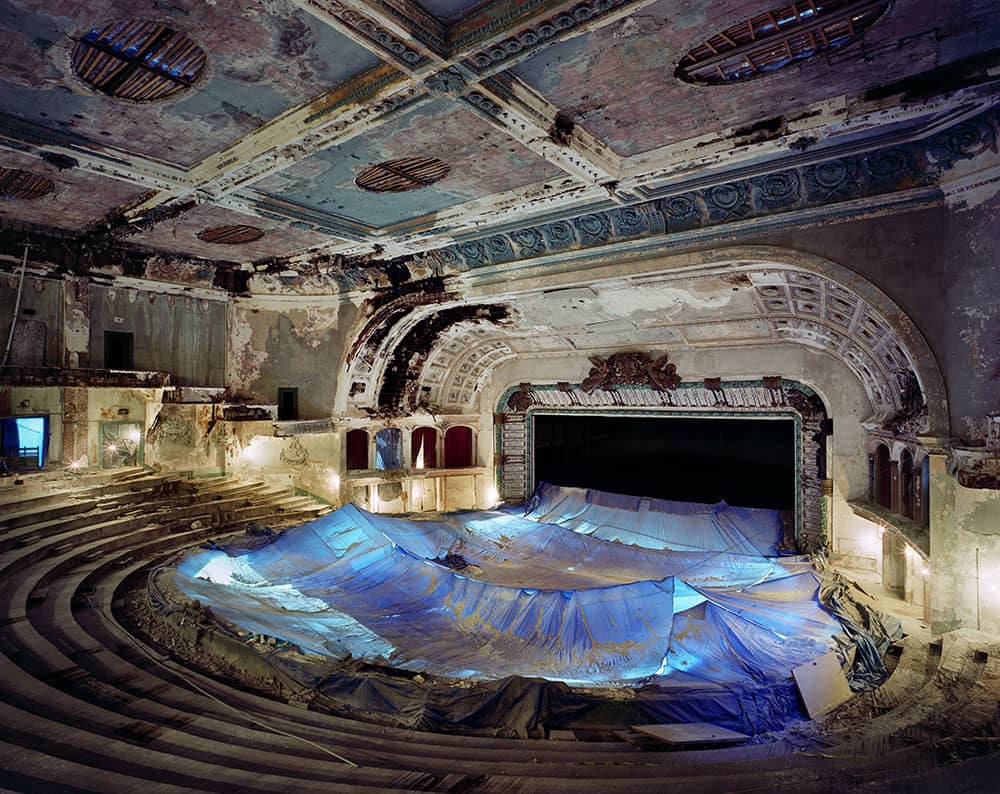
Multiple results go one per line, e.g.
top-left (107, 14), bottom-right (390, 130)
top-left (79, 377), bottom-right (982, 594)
top-left (758, 196), bottom-right (1000, 442)
top-left (88, 284), bottom-right (226, 386)
top-left (0, 273), bottom-right (63, 367)
top-left (930, 452), bottom-right (1000, 635)
top-left (227, 299), bottom-right (359, 418)
top-left (84, 387), bottom-right (155, 467)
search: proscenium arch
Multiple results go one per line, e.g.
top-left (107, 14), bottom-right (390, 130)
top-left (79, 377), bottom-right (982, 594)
top-left (342, 246), bottom-right (947, 436)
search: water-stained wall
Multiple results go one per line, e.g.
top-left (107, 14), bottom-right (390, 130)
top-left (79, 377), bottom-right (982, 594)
top-left (88, 285), bottom-right (226, 386)
top-left (0, 273), bottom-right (62, 367)
top-left (227, 299), bottom-right (360, 418)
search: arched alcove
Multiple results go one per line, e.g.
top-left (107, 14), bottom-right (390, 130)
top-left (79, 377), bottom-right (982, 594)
top-left (900, 448), bottom-right (914, 520)
top-left (375, 428), bottom-right (402, 471)
top-left (444, 426), bottom-right (474, 468)
top-left (875, 444), bottom-right (892, 510)
top-left (411, 426), bottom-right (438, 469)
top-left (345, 428), bottom-right (369, 471)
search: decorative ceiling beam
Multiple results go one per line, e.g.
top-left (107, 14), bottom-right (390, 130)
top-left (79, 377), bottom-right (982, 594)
top-left (289, 1), bottom-right (443, 72)
top-left (451, 0), bottom-right (665, 78)
top-left (335, 1), bottom-right (449, 55)
top-left (460, 75), bottom-right (622, 184)
top-left (0, 115), bottom-right (189, 193)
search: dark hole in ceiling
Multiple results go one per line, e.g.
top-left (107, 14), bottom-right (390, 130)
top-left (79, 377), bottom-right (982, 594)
top-left (548, 111), bottom-right (576, 145)
top-left (676, 0), bottom-right (890, 85)
top-left (355, 157), bottom-right (451, 193)
top-left (0, 167), bottom-right (56, 200)
top-left (534, 414), bottom-right (797, 511)
top-left (377, 304), bottom-right (509, 413)
top-left (72, 20), bottom-right (206, 101)
top-left (197, 225), bottom-right (266, 245)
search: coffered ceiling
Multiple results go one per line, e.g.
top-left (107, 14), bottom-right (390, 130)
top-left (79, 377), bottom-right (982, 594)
top-left (1, 0), bottom-right (998, 287)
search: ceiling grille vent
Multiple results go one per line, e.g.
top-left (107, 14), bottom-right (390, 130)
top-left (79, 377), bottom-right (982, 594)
top-left (355, 158), bottom-right (451, 193)
top-left (678, 0), bottom-right (889, 85)
top-left (72, 20), bottom-right (206, 101)
top-left (196, 225), bottom-right (265, 245)
top-left (0, 167), bottom-right (56, 200)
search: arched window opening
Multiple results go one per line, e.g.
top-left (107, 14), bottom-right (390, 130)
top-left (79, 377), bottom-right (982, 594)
top-left (875, 444), bottom-right (892, 510)
top-left (375, 427), bottom-right (402, 471)
top-left (345, 429), bottom-right (369, 471)
top-left (444, 426), bottom-right (473, 468)
top-left (899, 448), bottom-right (914, 520)
top-left (677, 0), bottom-right (889, 85)
top-left (411, 427), bottom-right (438, 469)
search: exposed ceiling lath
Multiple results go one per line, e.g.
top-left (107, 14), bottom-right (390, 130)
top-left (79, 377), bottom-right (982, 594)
top-left (678, 0), bottom-right (889, 84)
top-left (355, 158), bottom-right (451, 193)
top-left (72, 20), bottom-right (206, 101)
top-left (0, 167), bottom-right (56, 200)
top-left (197, 225), bottom-right (265, 245)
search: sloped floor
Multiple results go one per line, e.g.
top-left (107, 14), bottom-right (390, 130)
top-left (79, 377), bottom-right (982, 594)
top-left (0, 470), bottom-right (998, 792)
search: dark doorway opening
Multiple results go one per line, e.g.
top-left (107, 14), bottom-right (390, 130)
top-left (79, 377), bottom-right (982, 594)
top-left (875, 444), bottom-right (892, 510)
top-left (104, 331), bottom-right (134, 370)
top-left (533, 414), bottom-right (795, 510)
top-left (277, 387), bottom-right (298, 421)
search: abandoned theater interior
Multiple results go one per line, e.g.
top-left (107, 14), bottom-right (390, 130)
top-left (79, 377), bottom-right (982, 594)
top-left (1, 0), bottom-right (999, 790)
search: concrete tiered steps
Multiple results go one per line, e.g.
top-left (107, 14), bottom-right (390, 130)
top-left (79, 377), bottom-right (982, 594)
top-left (0, 470), bottom-right (998, 792)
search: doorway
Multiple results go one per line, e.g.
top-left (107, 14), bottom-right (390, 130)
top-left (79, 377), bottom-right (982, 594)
top-left (99, 421), bottom-right (143, 468)
top-left (104, 331), bottom-right (134, 370)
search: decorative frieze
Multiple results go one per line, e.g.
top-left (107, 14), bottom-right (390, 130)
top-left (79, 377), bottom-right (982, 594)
top-left (410, 107), bottom-right (1000, 274)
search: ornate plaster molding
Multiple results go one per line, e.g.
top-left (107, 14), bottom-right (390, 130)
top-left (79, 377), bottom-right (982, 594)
top-left (411, 107), bottom-right (1000, 274)
top-left (580, 351), bottom-right (680, 393)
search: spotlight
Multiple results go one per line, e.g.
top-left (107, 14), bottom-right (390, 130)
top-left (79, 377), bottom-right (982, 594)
top-left (128, 429), bottom-right (141, 443)
top-left (327, 471), bottom-right (340, 491)
top-left (106, 443), bottom-right (118, 453)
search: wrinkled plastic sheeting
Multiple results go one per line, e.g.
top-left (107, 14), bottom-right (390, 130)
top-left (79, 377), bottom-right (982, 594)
top-left (179, 504), bottom-right (683, 683)
top-left (519, 482), bottom-right (786, 556)
top-left (174, 501), bottom-right (841, 687)
top-left (818, 569), bottom-right (903, 690)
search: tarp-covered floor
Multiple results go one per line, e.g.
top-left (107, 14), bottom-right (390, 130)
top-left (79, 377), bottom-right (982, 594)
top-left (163, 483), bottom-right (898, 733)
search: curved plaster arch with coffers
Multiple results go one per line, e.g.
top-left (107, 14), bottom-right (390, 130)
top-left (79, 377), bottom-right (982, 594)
top-left (339, 246), bottom-right (947, 434)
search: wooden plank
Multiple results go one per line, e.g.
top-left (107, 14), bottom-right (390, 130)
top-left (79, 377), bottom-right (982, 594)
top-left (792, 650), bottom-right (854, 718)
top-left (630, 723), bottom-right (750, 746)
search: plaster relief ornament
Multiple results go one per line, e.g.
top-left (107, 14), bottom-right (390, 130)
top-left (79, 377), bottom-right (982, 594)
top-left (581, 352), bottom-right (681, 393)
top-left (506, 389), bottom-right (534, 413)
top-left (280, 437), bottom-right (309, 467)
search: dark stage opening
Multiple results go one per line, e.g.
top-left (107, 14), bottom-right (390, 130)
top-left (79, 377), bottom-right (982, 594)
top-left (533, 414), bottom-right (796, 511)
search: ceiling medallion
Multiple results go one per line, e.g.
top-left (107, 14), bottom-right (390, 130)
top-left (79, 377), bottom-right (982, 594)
top-left (355, 158), bottom-right (450, 193)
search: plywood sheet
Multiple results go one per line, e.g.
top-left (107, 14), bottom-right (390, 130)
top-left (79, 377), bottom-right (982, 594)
top-left (630, 723), bottom-right (750, 745)
top-left (792, 651), bottom-right (854, 718)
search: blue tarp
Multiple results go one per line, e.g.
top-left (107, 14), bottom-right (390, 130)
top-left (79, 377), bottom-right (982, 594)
top-left (173, 486), bottom-right (841, 690)
top-left (519, 481), bottom-right (787, 556)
